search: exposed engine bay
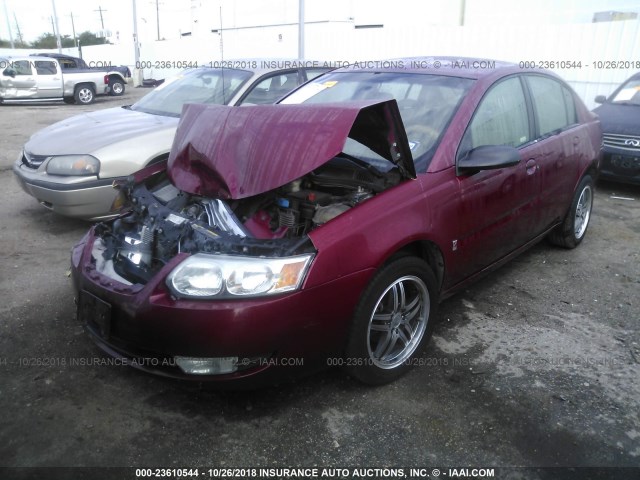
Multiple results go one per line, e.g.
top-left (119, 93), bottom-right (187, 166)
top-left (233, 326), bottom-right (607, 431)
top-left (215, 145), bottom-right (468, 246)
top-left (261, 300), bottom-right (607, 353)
top-left (93, 157), bottom-right (403, 285)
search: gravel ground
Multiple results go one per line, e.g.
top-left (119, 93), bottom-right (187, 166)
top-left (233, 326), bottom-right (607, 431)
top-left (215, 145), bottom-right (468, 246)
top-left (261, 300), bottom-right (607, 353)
top-left (0, 88), bottom-right (638, 480)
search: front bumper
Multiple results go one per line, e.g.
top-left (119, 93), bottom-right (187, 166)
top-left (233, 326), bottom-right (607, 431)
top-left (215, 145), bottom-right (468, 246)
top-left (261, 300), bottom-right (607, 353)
top-left (13, 159), bottom-right (125, 220)
top-left (70, 230), bottom-right (373, 385)
top-left (599, 149), bottom-right (640, 185)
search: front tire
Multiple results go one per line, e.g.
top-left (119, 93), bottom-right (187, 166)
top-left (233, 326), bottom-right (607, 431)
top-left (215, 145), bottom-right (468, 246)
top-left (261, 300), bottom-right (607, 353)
top-left (548, 175), bottom-right (594, 249)
top-left (345, 256), bottom-right (438, 385)
top-left (74, 85), bottom-right (95, 105)
top-left (109, 79), bottom-right (125, 96)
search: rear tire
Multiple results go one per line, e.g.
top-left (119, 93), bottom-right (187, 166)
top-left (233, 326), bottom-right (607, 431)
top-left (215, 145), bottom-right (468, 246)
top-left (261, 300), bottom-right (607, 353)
top-left (74, 85), bottom-right (95, 105)
top-left (548, 175), bottom-right (594, 249)
top-left (344, 256), bottom-right (438, 385)
top-left (109, 79), bottom-right (125, 96)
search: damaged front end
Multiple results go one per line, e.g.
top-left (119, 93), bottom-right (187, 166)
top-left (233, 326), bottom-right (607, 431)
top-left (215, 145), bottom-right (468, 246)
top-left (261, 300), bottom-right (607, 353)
top-left (93, 169), bottom-right (318, 297)
top-left (88, 99), bottom-right (414, 298)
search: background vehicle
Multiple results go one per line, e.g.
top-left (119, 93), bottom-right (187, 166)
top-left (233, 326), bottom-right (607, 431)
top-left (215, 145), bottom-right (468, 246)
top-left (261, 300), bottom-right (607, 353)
top-left (13, 63), bottom-right (329, 220)
top-left (32, 53), bottom-right (131, 97)
top-left (593, 72), bottom-right (640, 185)
top-left (1, 55), bottom-right (108, 105)
top-left (70, 57), bottom-right (601, 387)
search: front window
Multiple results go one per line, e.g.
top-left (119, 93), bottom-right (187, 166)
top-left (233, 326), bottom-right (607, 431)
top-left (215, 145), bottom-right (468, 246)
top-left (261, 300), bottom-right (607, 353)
top-left (3, 60), bottom-right (32, 76)
top-left (281, 71), bottom-right (474, 171)
top-left (131, 68), bottom-right (254, 117)
top-left (610, 78), bottom-right (640, 105)
top-left (459, 76), bottom-right (530, 157)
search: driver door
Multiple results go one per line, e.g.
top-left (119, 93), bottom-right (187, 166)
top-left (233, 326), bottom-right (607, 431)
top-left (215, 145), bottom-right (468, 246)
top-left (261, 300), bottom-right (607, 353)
top-left (450, 75), bottom-right (541, 280)
top-left (2, 60), bottom-right (37, 99)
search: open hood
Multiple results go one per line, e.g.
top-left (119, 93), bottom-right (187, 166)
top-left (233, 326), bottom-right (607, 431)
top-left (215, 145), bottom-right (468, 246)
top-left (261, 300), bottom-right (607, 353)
top-left (167, 99), bottom-right (415, 199)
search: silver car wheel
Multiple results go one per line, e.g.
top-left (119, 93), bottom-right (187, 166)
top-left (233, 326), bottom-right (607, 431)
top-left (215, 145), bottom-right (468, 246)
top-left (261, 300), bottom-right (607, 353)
top-left (78, 88), bottom-right (93, 103)
top-left (574, 185), bottom-right (592, 240)
top-left (366, 275), bottom-right (429, 369)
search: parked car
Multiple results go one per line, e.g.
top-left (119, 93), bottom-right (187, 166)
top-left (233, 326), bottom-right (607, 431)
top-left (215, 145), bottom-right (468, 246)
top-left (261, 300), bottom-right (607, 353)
top-left (31, 52), bottom-right (131, 96)
top-left (14, 63), bottom-right (329, 220)
top-left (593, 72), bottom-right (640, 185)
top-left (71, 57), bottom-right (601, 387)
top-left (0, 55), bottom-right (108, 104)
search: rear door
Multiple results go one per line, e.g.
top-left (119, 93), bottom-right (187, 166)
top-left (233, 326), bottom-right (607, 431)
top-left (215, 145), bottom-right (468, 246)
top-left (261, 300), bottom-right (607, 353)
top-left (34, 60), bottom-right (63, 98)
top-left (523, 74), bottom-right (582, 230)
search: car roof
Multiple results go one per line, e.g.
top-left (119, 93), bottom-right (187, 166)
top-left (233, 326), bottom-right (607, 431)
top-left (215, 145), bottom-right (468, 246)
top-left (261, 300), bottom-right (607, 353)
top-left (1, 55), bottom-right (59, 62)
top-left (30, 53), bottom-right (76, 59)
top-left (333, 56), bottom-right (520, 79)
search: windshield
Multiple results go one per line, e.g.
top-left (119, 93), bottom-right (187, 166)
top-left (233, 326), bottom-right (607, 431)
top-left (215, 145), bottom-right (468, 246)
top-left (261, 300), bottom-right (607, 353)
top-left (281, 72), bottom-right (474, 171)
top-left (131, 68), bottom-right (254, 117)
top-left (611, 78), bottom-right (640, 105)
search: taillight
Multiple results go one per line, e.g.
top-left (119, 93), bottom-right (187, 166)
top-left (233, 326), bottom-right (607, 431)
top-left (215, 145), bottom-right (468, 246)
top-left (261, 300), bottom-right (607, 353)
top-left (104, 75), bottom-right (109, 85)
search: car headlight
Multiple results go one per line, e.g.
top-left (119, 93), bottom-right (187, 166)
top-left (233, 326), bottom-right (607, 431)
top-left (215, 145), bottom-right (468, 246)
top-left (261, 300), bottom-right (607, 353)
top-left (46, 155), bottom-right (100, 176)
top-left (166, 253), bottom-right (314, 299)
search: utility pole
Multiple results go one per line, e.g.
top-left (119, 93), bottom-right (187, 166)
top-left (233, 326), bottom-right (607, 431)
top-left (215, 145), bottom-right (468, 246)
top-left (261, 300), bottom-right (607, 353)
top-left (156, 0), bottom-right (160, 40)
top-left (51, 0), bottom-right (62, 52)
top-left (298, 0), bottom-right (304, 59)
top-left (13, 12), bottom-right (23, 44)
top-left (132, 0), bottom-right (142, 87)
top-left (70, 12), bottom-right (78, 50)
top-left (2, 0), bottom-right (15, 48)
top-left (94, 6), bottom-right (106, 29)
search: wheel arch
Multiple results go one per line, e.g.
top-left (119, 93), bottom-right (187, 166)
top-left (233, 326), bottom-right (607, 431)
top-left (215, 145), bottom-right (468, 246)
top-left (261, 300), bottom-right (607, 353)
top-left (107, 73), bottom-right (125, 83)
top-left (384, 239), bottom-right (446, 292)
top-left (75, 82), bottom-right (96, 93)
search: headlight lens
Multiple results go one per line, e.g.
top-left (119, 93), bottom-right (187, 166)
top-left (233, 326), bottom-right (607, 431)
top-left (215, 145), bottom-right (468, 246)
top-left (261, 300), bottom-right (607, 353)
top-left (46, 155), bottom-right (100, 176)
top-left (167, 253), bottom-right (314, 299)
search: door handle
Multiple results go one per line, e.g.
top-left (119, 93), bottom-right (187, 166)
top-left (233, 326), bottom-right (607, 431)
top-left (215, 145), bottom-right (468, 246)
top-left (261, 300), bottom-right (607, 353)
top-left (526, 159), bottom-right (537, 175)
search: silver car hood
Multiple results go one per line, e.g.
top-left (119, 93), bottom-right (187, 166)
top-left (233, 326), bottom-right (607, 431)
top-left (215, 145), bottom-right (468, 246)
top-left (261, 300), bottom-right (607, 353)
top-left (25, 107), bottom-right (178, 155)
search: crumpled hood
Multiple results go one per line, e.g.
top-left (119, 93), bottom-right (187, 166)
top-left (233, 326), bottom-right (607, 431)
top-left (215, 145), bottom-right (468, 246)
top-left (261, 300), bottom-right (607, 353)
top-left (25, 107), bottom-right (178, 155)
top-left (168, 99), bottom-right (415, 199)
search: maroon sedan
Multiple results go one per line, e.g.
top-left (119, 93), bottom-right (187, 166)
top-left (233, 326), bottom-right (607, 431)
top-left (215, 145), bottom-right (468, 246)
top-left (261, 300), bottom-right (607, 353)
top-left (71, 57), bottom-right (601, 386)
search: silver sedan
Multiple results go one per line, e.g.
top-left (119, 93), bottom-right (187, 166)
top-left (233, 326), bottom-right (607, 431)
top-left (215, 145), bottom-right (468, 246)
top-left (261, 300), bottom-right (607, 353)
top-left (13, 63), bottom-right (327, 220)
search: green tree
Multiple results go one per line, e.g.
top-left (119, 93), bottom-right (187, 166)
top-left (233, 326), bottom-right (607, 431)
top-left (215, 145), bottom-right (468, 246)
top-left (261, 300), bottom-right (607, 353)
top-left (78, 30), bottom-right (109, 46)
top-left (31, 33), bottom-right (75, 49)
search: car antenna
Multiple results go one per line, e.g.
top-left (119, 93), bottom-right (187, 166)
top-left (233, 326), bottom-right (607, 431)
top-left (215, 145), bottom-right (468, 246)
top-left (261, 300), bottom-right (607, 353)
top-left (219, 5), bottom-right (226, 103)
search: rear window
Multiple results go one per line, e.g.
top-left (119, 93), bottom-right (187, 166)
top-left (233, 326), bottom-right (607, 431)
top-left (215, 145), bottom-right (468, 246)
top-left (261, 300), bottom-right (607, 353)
top-left (35, 61), bottom-right (57, 75)
top-left (526, 75), bottom-right (577, 136)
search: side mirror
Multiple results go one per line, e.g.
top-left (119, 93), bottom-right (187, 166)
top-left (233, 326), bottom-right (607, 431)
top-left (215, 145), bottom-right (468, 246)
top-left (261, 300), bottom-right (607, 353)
top-left (594, 95), bottom-right (607, 104)
top-left (3, 68), bottom-right (16, 78)
top-left (458, 145), bottom-right (520, 175)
